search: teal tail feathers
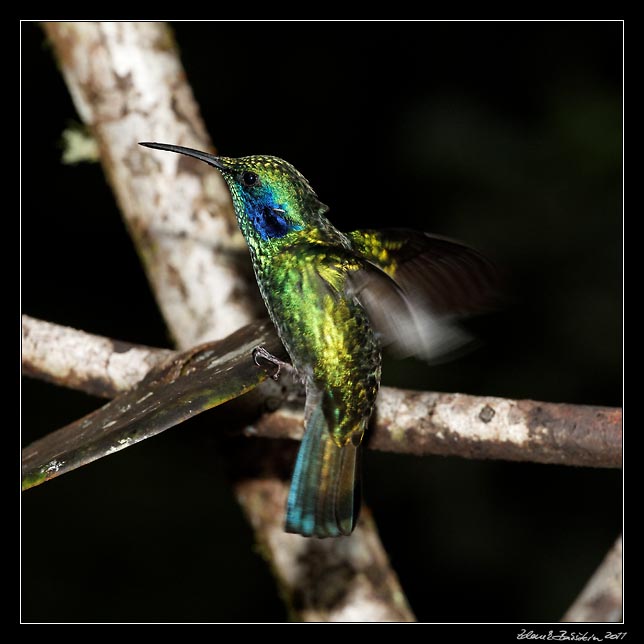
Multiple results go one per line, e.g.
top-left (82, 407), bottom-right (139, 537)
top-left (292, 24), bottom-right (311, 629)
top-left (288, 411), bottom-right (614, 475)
top-left (285, 402), bottom-right (361, 538)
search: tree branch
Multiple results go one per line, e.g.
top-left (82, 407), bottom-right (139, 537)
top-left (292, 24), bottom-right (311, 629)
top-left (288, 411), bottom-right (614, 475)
top-left (561, 535), bottom-right (622, 622)
top-left (22, 318), bottom-right (288, 490)
top-left (253, 390), bottom-right (622, 469)
top-left (23, 315), bottom-right (622, 469)
top-left (42, 21), bottom-right (259, 349)
top-left (21, 314), bottom-right (172, 398)
top-left (40, 21), bottom-right (414, 622)
top-left (21, 313), bottom-right (623, 620)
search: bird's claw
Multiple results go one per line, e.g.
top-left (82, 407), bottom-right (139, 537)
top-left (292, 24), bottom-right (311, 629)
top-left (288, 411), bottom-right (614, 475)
top-left (252, 346), bottom-right (289, 381)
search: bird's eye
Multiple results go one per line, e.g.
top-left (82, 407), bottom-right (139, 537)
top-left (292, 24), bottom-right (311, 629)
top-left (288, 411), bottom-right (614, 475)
top-left (241, 171), bottom-right (259, 187)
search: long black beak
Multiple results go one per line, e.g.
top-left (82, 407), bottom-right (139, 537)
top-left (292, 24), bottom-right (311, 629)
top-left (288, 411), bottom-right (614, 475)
top-left (139, 142), bottom-right (229, 171)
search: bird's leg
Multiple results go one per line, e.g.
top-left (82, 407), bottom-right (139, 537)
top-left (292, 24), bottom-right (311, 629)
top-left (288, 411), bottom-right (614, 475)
top-left (252, 346), bottom-right (294, 381)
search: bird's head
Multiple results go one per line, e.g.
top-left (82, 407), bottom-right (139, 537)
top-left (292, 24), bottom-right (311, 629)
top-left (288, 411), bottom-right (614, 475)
top-left (139, 143), bottom-right (326, 246)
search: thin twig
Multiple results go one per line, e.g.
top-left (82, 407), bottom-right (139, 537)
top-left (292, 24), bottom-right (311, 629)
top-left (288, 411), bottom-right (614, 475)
top-left (561, 535), bottom-right (622, 622)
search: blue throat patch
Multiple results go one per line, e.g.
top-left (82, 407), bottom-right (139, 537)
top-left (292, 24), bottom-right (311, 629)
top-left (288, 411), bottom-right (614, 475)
top-left (246, 193), bottom-right (302, 241)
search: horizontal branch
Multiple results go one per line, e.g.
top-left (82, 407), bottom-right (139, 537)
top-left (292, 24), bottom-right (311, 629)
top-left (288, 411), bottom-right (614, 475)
top-left (251, 390), bottom-right (622, 468)
top-left (562, 535), bottom-right (622, 622)
top-left (23, 315), bottom-right (622, 470)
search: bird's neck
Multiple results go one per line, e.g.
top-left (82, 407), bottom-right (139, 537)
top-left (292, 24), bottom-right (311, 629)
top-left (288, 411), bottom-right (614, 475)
top-left (250, 224), bottom-right (350, 268)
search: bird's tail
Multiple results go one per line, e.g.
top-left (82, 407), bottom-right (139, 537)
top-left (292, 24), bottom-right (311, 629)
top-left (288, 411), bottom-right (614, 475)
top-left (285, 400), bottom-right (361, 538)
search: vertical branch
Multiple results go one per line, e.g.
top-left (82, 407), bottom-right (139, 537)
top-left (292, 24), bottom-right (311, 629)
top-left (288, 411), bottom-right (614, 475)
top-left (42, 21), bottom-right (414, 621)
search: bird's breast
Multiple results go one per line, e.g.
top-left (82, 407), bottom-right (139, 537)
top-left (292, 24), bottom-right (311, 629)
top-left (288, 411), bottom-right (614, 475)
top-left (253, 250), bottom-right (381, 445)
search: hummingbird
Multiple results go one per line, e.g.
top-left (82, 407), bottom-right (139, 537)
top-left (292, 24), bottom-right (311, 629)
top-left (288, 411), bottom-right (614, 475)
top-left (139, 142), bottom-right (498, 538)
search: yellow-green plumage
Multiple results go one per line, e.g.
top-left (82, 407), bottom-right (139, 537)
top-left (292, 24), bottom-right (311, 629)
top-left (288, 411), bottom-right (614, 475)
top-left (257, 244), bottom-right (381, 447)
top-left (264, 248), bottom-right (380, 536)
top-left (139, 142), bottom-right (499, 538)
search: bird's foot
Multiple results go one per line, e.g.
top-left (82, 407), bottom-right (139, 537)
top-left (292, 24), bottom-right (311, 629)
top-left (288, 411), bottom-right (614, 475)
top-left (252, 346), bottom-right (293, 381)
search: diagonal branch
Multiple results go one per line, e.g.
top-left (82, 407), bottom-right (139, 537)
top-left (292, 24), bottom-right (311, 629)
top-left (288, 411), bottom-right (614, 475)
top-left (22, 316), bottom-right (286, 490)
top-left (561, 535), bottom-right (622, 622)
top-left (42, 22), bottom-right (258, 349)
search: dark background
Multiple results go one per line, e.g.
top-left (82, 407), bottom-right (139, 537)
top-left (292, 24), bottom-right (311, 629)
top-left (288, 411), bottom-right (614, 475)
top-left (21, 21), bottom-right (622, 623)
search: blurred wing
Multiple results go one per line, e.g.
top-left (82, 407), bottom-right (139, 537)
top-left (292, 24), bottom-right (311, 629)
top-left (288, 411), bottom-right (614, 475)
top-left (294, 243), bottom-right (453, 361)
top-left (347, 229), bottom-right (500, 361)
top-left (348, 229), bottom-right (500, 316)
